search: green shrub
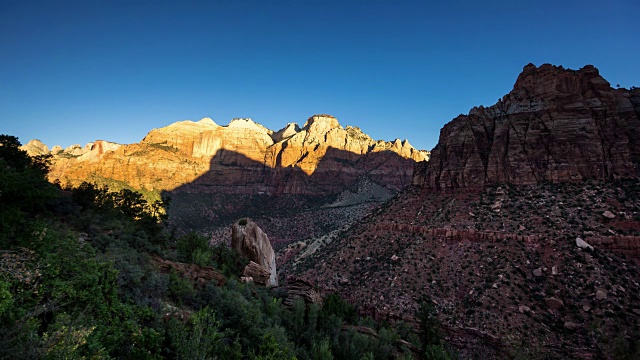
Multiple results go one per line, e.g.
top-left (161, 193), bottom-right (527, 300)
top-left (176, 232), bottom-right (209, 263)
top-left (191, 248), bottom-right (213, 267)
top-left (211, 243), bottom-right (249, 277)
top-left (168, 270), bottom-right (195, 305)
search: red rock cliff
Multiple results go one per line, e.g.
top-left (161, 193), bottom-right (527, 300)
top-left (413, 64), bottom-right (640, 190)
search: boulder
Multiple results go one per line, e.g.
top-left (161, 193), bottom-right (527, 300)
top-left (576, 237), bottom-right (594, 251)
top-left (545, 297), bottom-right (564, 310)
top-left (231, 219), bottom-right (278, 287)
top-left (602, 211), bottom-right (616, 219)
top-left (533, 268), bottom-right (543, 277)
top-left (518, 305), bottom-right (531, 313)
top-left (564, 322), bottom-right (580, 330)
top-left (284, 278), bottom-right (323, 307)
top-left (242, 261), bottom-right (271, 286)
top-left (595, 290), bottom-right (607, 300)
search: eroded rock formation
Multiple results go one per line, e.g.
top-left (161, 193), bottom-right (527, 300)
top-left (231, 219), bottom-right (277, 287)
top-left (283, 278), bottom-right (323, 307)
top-left (29, 115), bottom-right (428, 195)
top-left (413, 64), bottom-right (640, 190)
top-left (242, 261), bottom-right (271, 286)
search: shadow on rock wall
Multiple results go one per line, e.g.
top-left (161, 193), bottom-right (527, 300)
top-left (161, 146), bottom-right (418, 237)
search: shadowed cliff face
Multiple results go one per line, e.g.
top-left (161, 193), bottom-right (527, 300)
top-left (413, 64), bottom-right (640, 190)
top-left (173, 147), bottom-right (418, 196)
top-left (162, 147), bottom-right (414, 241)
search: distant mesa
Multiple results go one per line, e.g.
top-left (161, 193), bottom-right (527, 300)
top-left (413, 63), bottom-right (640, 190)
top-left (25, 114), bottom-right (429, 196)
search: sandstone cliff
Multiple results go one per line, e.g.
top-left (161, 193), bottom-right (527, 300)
top-left (263, 115), bottom-right (429, 194)
top-left (33, 115), bottom-right (429, 196)
top-left (413, 64), bottom-right (640, 190)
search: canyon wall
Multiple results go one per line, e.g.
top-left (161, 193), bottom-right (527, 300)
top-left (413, 64), bottom-right (640, 190)
top-left (24, 115), bottom-right (429, 196)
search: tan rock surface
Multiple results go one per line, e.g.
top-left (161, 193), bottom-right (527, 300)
top-left (20, 139), bottom-right (49, 156)
top-left (242, 261), bottom-right (271, 286)
top-left (271, 122), bottom-right (301, 142)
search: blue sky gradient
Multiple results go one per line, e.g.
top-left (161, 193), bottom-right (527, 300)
top-left (1, 0), bottom-right (639, 151)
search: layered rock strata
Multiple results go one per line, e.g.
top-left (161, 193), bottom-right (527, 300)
top-left (413, 64), bottom-right (640, 190)
top-left (27, 115), bottom-right (429, 195)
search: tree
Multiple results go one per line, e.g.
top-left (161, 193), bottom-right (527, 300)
top-left (170, 308), bottom-right (223, 359)
top-left (0, 135), bottom-right (57, 245)
top-left (176, 232), bottom-right (210, 264)
top-left (416, 296), bottom-right (451, 360)
top-left (0, 135), bottom-right (31, 169)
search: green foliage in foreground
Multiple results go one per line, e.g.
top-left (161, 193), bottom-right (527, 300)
top-left (0, 134), bottom-right (452, 359)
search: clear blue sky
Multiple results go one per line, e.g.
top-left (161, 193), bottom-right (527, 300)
top-left (1, 0), bottom-right (638, 151)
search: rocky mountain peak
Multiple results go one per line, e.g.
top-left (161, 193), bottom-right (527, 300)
top-left (302, 114), bottom-right (341, 133)
top-left (414, 63), bottom-right (640, 190)
top-left (272, 122), bottom-right (301, 143)
top-left (163, 118), bottom-right (219, 131)
top-left (197, 117), bottom-right (217, 126)
top-left (21, 139), bottom-right (49, 156)
top-left (42, 113), bottom-right (427, 196)
top-left (64, 144), bottom-right (85, 156)
top-left (77, 140), bottom-right (121, 162)
top-left (227, 118), bottom-right (273, 135)
top-left (512, 63), bottom-right (610, 100)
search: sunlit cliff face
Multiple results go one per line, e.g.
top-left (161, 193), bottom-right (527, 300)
top-left (29, 115), bottom-right (429, 195)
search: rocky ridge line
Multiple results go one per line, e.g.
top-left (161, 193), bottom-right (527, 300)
top-left (24, 115), bottom-right (429, 196)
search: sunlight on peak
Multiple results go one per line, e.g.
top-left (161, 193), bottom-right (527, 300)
top-left (197, 118), bottom-right (218, 126)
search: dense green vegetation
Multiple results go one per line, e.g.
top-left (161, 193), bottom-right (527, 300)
top-left (0, 135), bottom-right (451, 359)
